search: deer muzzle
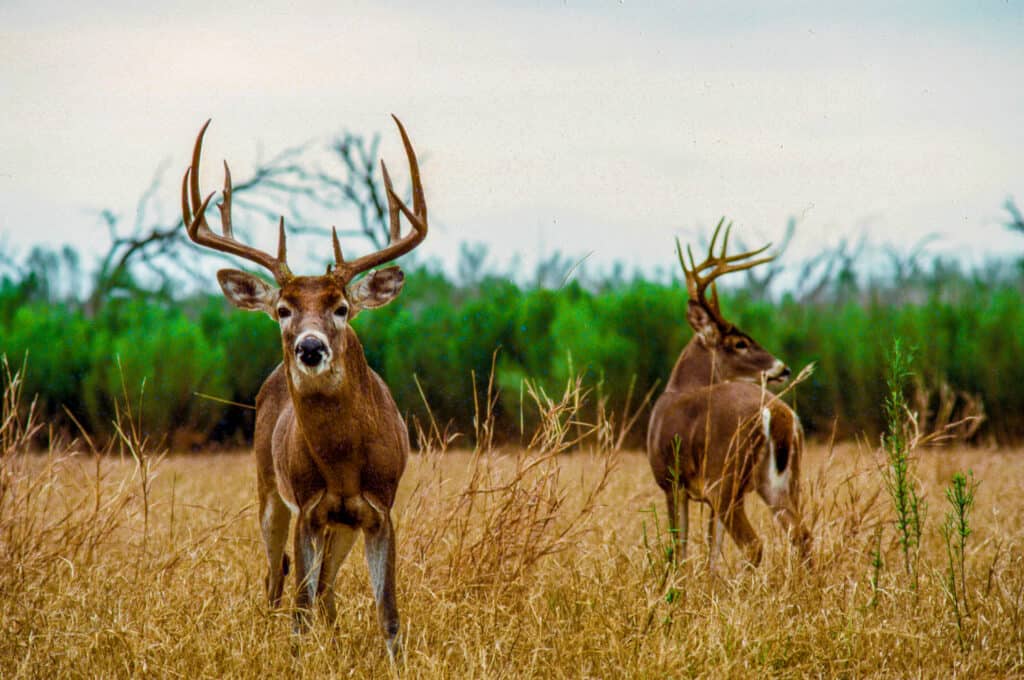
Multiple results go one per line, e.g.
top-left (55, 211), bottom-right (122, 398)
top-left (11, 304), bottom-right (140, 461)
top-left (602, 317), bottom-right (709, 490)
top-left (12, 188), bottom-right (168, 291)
top-left (295, 333), bottom-right (331, 372)
top-left (765, 359), bottom-right (791, 384)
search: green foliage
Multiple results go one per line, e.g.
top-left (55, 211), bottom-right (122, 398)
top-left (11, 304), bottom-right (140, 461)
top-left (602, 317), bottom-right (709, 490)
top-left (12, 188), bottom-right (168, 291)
top-left (868, 525), bottom-right (884, 608)
top-left (1, 303), bottom-right (92, 419)
top-left (881, 339), bottom-right (926, 591)
top-left (1, 259), bottom-right (1022, 447)
top-left (81, 301), bottom-right (231, 441)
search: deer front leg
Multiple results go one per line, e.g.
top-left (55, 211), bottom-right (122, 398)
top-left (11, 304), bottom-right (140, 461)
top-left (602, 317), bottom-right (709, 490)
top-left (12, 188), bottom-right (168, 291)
top-left (292, 504), bottom-right (327, 633)
top-left (364, 510), bottom-right (401, 660)
top-left (707, 513), bottom-right (725, 571)
top-left (316, 526), bottom-right (358, 625)
top-left (260, 490), bottom-right (292, 608)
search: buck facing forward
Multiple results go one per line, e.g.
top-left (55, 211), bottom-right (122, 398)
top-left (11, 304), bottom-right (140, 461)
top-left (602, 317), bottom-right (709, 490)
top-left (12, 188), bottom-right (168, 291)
top-left (647, 222), bottom-right (811, 569)
top-left (182, 116), bottom-right (428, 658)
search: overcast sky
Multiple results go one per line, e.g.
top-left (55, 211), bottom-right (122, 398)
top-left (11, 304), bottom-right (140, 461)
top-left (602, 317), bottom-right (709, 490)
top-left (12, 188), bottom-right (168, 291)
top-left (2, 1), bottom-right (1022, 281)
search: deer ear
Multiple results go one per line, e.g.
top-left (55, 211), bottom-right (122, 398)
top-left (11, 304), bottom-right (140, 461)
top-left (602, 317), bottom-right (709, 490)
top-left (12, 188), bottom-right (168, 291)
top-left (348, 266), bottom-right (405, 316)
top-left (216, 269), bottom-right (277, 316)
top-left (686, 301), bottom-right (721, 347)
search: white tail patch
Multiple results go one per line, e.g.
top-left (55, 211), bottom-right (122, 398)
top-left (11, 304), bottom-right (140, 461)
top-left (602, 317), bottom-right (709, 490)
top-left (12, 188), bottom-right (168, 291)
top-left (763, 407), bottom-right (791, 501)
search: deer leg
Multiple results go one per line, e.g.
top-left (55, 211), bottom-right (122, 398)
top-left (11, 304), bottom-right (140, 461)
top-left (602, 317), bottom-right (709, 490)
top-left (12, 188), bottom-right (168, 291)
top-left (316, 526), bottom-right (358, 625)
top-left (364, 510), bottom-right (401, 661)
top-left (720, 503), bottom-right (763, 567)
top-left (664, 488), bottom-right (688, 563)
top-left (260, 490), bottom-right (292, 608)
top-left (775, 505), bottom-right (812, 564)
top-left (758, 488), bottom-right (812, 564)
top-left (292, 511), bottom-right (327, 633)
top-left (706, 513), bottom-right (726, 571)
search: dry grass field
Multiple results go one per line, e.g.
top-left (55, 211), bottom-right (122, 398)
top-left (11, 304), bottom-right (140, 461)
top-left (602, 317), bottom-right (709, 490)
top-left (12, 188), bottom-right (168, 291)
top-left (3, 430), bottom-right (1024, 678)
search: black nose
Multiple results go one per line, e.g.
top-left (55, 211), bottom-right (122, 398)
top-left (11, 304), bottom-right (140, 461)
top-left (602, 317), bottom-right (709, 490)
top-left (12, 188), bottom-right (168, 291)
top-left (296, 336), bottom-right (327, 367)
top-left (780, 365), bottom-right (791, 379)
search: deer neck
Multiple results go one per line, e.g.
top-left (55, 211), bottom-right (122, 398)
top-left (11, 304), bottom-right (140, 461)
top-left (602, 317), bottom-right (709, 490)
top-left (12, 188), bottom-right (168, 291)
top-left (286, 330), bottom-right (377, 458)
top-left (666, 338), bottom-right (721, 394)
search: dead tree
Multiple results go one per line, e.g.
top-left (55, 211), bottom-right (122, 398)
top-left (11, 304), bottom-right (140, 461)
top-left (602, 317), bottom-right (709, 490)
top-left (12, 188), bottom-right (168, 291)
top-left (87, 130), bottom-right (395, 313)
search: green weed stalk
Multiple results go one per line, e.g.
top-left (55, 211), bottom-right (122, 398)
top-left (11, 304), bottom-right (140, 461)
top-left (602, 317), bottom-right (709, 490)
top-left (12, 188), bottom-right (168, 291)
top-left (881, 339), bottom-right (926, 592)
top-left (941, 470), bottom-right (979, 650)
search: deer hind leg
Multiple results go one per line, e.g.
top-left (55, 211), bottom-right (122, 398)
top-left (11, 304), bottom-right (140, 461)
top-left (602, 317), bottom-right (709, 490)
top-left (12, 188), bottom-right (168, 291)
top-left (757, 487), bottom-right (812, 563)
top-left (757, 417), bottom-right (812, 562)
top-left (768, 500), bottom-right (811, 563)
top-left (664, 488), bottom-right (689, 564)
top-left (316, 526), bottom-right (358, 625)
top-left (363, 506), bottom-right (401, 661)
top-left (260, 490), bottom-right (292, 608)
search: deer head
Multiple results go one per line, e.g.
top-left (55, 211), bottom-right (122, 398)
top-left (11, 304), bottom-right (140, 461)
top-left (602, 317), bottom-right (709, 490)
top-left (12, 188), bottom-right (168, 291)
top-left (678, 220), bottom-right (790, 385)
top-left (182, 117), bottom-right (427, 394)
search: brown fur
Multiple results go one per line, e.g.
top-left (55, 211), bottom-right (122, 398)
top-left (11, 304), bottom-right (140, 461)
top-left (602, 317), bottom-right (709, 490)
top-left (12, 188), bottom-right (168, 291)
top-left (181, 117), bottom-right (429, 659)
top-left (253, 308), bottom-right (407, 650)
top-left (647, 299), bottom-right (811, 568)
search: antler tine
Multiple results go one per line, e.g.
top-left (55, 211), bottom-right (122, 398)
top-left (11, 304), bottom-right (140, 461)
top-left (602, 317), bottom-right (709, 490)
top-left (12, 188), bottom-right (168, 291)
top-left (676, 219), bottom-right (779, 324)
top-left (181, 120), bottom-right (293, 284)
top-left (332, 115), bottom-right (428, 284)
top-left (706, 217), bottom-right (727, 262)
top-left (380, 160), bottom-right (401, 243)
top-left (181, 167), bottom-right (195, 236)
top-left (676, 237), bottom-right (698, 299)
top-left (717, 220), bottom-right (731, 259)
top-left (332, 227), bottom-right (344, 265)
top-left (218, 160), bottom-right (233, 239)
top-left (276, 217), bottom-right (287, 264)
top-left (187, 119), bottom-right (212, 224)
top-left (392, 114), bottom-right (426, 224)
top-left (690, 220), bottom-right (774, 274)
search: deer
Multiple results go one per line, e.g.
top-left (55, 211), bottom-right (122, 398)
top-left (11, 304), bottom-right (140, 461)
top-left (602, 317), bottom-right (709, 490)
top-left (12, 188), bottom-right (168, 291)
top-left (647, 222), bottom-right (811, 570)
top-left (180, 115), bottom-right (428, 659)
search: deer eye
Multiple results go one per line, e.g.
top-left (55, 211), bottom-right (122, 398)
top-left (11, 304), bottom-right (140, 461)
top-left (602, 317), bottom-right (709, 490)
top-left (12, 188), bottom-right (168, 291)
top-left (334, 304), bottom-right (349, 318)
top-left (734, 339), bottom-right (749, 350)
top-left (277, 306), bottom-right (292, 319)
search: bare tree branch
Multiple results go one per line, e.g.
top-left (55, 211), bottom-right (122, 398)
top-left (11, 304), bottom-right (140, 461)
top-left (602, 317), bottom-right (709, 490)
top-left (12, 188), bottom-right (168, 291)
top-left (742, 217), bottom-right (797, 298)
top-left (1006, 198), bottom-right (1024, 235)
top-left (87, 128), bottom-right (394, 312)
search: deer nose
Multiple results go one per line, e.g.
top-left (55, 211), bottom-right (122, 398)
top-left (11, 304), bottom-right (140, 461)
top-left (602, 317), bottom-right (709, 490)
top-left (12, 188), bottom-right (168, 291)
top-left (296, 335), bottom-right (327, 367)
top-left (779, 365), bottom-right (791, 379)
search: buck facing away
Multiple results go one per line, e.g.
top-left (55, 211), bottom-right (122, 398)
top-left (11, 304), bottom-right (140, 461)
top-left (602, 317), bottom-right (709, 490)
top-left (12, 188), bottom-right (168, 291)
top-left (647, 223), bottom-right (811, 569)
top-left (181, 116), bottom-right (428, 657)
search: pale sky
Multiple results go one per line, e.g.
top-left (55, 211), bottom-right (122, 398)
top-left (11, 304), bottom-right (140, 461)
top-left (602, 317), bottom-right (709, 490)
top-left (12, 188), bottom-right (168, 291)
top-left (2, 1), bottom-right (1022, 282)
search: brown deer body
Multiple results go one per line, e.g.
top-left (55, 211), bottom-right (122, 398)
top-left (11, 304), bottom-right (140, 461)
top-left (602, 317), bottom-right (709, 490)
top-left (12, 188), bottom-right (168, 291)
top-left (182, 116), bottom-right (428, 658)
top-left (647, 223), bottom-right (811, 568)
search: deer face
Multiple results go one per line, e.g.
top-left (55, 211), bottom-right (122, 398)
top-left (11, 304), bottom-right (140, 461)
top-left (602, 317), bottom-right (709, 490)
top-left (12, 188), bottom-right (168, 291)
top-left (685, 300), bottom-right (790, 384)
top-left (216, 266), bottom-right (405, 390)
top-left (181, 115), bottom-right (426, 390)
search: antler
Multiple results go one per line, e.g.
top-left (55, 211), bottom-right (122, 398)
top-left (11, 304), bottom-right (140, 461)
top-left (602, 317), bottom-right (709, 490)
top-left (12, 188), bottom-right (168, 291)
top-left (330, 115), bottom-right (428, 284)
top-left (181, 120), bottom-right (293, 284)
top-left (676, 218), bottom-right (775, 327)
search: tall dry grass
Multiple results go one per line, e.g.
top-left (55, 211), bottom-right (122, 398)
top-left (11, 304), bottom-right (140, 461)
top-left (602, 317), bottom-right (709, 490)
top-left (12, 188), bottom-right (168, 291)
top-left (2, 359), bottom-right (1023, 677)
